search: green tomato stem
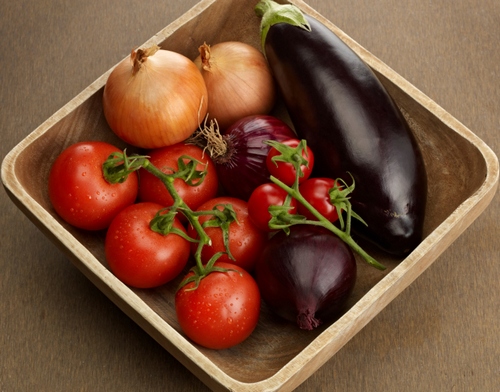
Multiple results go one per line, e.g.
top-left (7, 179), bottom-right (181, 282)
top-left (140, 160), bottom-right (211, 273)
top-left (103, 150), bottom-right (241, 289)
top-left (269, 175), bottom-right (386, 271)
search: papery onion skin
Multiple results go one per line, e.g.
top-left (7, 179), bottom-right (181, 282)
top-left (216, 115), bottom-right (296, 200)
top-left (194, 41), bottom-right (276, 131)
top-left (103, 46), bottom-right (208, 149)
top-left (255, 225), bottom-right (357, 330)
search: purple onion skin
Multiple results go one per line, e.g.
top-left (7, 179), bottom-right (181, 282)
top-left (216, 115), bottom-right (295, 200)
top-left (255, 225), bottom-right (357, 330)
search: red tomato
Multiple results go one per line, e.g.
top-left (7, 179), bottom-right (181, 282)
top-left (247, 183), bottom-right (298, 232)
top-left (138, 143), bottom-right (218, 212)
top-left (266, 138), bottom-right (314, 186)
top-left (175, 262), bottom-right (261, 349)
top-left (48, 141), bottom-right (138, 230)
top-left (187, 197), bottom-right (268, 272)
top-left (298, 177), bottom-right (340, 222)
top-left (105, 202), bottom-right (190, 288)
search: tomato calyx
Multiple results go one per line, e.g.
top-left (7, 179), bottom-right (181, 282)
top-left (149, 208), bottom-right (195, 242)
top-left (104, 151), bottom-right (209, 187)
top-left (195, 203), bottom-right (239, 261)
top-left (171, 154), bottom-right (209, 186)
top-left (179, 253), bottom-right (241, 292)
top-left (268, 201), bottom-right (304, 234)
top-left (327, 173), bottom-right (367, 234)
top-left (103, 150), bottom-right (148, 184)
top-left (181, 203), bottom-right (242, 291)
top-left (104, 150), bottom-right (211, 242)
top-left (265, 139), bottom-right (311, 180)
top-left (264, 139), bottom-right (386, 271)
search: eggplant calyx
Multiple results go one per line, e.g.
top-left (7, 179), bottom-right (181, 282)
top-left (255, 0), bottom-right (311, 53)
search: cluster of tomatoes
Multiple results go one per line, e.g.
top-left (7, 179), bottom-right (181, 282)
top-left (247, 139), bottom-right (340, 232)
top-left (48, 136), bottom-right (340, 349)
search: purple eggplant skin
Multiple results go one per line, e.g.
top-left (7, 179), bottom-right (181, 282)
top-left (255, 225), bottom-right (357, 330)
top-left (257, 4), bottom-right (427, 256)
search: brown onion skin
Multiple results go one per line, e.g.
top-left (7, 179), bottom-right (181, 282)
top-left (255, 225), bottom-right (357, 330)
top-left (103, 47), bottom-right (208, 149)
top-left (216, 115), bottom-right (295, 200)
top-left (194, 41), bottom-right (276, 131)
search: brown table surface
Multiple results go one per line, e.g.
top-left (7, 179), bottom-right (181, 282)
top-left (1, 0), bottom-right (499, 391)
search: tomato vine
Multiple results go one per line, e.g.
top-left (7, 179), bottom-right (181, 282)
top-left (103, 151), bottom-right (241, 289)
top-left (263, 140), bottom-right (386, 270)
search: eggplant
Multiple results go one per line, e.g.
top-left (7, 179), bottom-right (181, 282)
top-left (255, 0), bottom-right (427, 256)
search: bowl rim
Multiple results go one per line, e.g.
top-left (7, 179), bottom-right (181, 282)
top-left (2, 0), bottom-right (499, 390)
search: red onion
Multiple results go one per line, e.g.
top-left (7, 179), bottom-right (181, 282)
top-left (255, 224), bottom-right (357, 330)
top-left (188, 114), bottom-right (295, 200)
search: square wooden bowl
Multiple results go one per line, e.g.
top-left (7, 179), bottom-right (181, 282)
top-left (2, 0), bottom-right (498, 390)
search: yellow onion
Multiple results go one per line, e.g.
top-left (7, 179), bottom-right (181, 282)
top-left (194, 41), bottom-right (276, 131)
top-left (103, 45), bottom-right (208, 149)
